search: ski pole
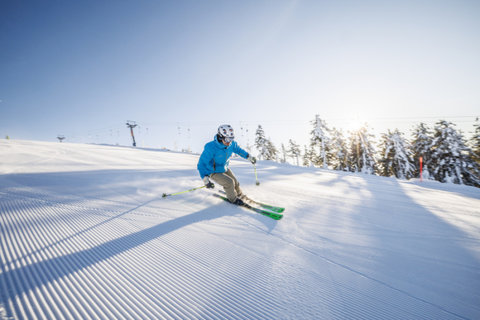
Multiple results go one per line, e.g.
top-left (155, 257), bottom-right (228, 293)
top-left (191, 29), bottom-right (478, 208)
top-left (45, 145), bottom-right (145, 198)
top-left (254, 163), bottom-right (260, 186)
top-left (162, 185), bottom-right (206, 198)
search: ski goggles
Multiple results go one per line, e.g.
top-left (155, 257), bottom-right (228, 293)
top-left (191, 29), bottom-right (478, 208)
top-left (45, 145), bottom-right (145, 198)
top-left (223, 136), bottom-right (234, 143)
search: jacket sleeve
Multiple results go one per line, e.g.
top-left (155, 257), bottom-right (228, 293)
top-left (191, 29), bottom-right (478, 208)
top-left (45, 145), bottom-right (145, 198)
top-left (232, 142), bottom-right (249, 159)
top-left (197, 143), bottom-right (214, 178)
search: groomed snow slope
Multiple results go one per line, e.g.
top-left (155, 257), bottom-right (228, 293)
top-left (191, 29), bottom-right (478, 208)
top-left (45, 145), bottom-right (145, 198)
top-left (1, 139), bottom-right (479, 320)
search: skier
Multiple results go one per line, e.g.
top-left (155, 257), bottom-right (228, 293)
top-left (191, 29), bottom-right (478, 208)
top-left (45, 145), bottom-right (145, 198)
top-left (198, 124), bottom-right (256, 205)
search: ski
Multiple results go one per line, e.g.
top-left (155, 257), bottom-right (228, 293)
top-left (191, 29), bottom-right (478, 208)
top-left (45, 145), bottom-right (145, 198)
top-left (244, 197), bottom-right (285, 213)
top-left (219, 190), bottom-right (285, 213)
top-left (213, 194), bottom-right (283, 220)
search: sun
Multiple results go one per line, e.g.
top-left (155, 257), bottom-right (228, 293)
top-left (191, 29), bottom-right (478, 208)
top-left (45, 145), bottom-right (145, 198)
top-left (344, 116), bottom-right (369, 132)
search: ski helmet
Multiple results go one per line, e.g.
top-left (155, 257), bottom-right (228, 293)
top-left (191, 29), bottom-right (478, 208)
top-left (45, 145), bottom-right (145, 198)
top-left (218, 124), bottom-right (235, 142)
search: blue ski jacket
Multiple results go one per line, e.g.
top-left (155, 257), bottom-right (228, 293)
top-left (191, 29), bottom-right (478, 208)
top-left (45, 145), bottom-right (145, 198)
top-left (197, 135), bottom-right (249, 178)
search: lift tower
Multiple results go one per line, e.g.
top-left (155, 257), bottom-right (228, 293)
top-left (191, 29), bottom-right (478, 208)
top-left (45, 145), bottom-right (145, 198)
top-left (126, 121), bottom-right (138, 147)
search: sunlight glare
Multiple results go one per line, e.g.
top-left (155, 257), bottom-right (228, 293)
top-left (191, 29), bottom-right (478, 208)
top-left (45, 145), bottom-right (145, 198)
top-left (345, 115), bottom-right (369, 132)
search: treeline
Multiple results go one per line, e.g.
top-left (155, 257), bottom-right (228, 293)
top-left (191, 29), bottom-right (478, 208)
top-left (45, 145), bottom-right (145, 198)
top-left (254, 115), bottom-right (480, 188)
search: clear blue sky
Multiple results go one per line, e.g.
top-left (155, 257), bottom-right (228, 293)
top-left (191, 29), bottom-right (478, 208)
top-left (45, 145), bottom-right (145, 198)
top-left (1, 0), bottom-right (479, 153)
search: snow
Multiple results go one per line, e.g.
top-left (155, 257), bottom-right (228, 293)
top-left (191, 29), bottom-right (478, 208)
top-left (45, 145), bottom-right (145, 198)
top-left (1, 139), bottom-right (480, 320)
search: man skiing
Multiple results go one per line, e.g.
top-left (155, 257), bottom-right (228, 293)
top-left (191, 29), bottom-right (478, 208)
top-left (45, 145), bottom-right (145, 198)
top-left (198, 124), bottom-right (256, 205)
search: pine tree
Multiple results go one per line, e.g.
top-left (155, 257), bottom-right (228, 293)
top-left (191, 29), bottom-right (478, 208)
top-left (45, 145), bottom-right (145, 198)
top-left (379, 129), bottom-right (415, 179)
top-left (287, 139), bottom-right (301, 166)
top-left (329, 127), bottom-right (349, 171)
top-left (348, 124), bottom-right (377, 174)
top-left (310, 115), bottom-right (331, 169)
top-left (472, 117), bottom-right (480, 164)
top-left (255, 125), bottom-right (277, 161)
top-left (411, 123), bottom-right (434, 180)
top-left (255, 125), bottom-right (268, 160)
top-left (265, 139), bottom-right (278, 161)
top-left (430, 120), bottom-right (480, 186)
top-left (280, 143), bottom-right (287, 163)
top-left (302, 145), bottom-right (311, 167)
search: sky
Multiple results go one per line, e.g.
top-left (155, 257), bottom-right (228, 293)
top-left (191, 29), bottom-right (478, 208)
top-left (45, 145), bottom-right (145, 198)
top-left (1, 0), bottom-right (479, 153)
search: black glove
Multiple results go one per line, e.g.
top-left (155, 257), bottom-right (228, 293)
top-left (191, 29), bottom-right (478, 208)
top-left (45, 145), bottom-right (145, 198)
top-left (203, 176), bottom-right (215, 189)
top-left (248, 155), bottom-right (257, 164)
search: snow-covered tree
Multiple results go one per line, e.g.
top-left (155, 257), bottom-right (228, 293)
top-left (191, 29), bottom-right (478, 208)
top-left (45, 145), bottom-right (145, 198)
top-left (378, 129), bottom-right (415, 179)
top-left (287, 139), bottom-right (301, 166)
top-left (310, 115), bottom-right (331, 168)
top-left (348, 124), bottom-right (377, 174)
top-left (302, 145), bottom-right (311, 167)
top-left (265, 140), bottom-right (278, 161)
top-left (411, 123), bottom-right (434, 180)
top-left (280, 143), bottom-right (287, 163)
top-left (329, 127), bottom-right (349, 171)
top-left (255, 125), bottom-right (277, 161)
top-left (471, 117), bottom-right (480, 164)
top-left (255, 125), bottom-right (268, 160)
top-left (430, 120), bottom-right (480, 186)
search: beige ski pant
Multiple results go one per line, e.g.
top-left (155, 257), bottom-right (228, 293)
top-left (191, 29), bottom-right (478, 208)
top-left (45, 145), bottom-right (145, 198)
top-left (210, 169), bottom-right (243, 202)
